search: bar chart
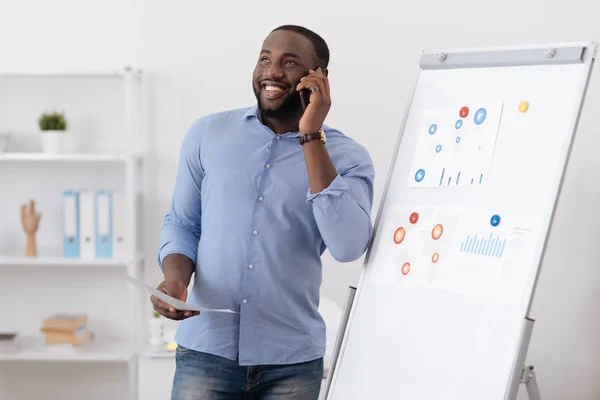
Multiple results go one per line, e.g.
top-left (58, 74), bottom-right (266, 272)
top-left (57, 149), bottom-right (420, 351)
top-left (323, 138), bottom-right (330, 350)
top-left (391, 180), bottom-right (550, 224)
top-left (439, 168), bottom-right (484, 186)
top-left (459, 232), bottom-right (506, 258)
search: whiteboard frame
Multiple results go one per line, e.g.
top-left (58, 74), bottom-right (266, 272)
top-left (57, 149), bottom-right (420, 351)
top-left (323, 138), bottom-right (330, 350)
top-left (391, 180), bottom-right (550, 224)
top-left (326, 41), bottom-right (597, 400)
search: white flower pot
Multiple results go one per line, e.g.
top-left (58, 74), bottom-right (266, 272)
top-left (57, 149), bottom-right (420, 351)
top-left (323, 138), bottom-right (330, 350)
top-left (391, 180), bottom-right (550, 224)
top-left (147, 318), bottom-right (164, 346)
top-left (41, 130), bottom-right (66, 153)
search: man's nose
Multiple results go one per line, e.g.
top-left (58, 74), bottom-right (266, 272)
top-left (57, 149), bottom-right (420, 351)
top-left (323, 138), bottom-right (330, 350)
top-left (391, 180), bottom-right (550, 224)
top-left (264, 64), bottom-right (284, 79)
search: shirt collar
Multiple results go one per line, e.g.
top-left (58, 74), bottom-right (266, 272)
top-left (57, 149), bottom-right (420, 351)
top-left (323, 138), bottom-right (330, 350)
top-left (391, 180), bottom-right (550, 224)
top-left (241, 104), bottom-right (260, 121)
top-left (241, 104), bottom-right (302, 138)
top-left (241, 103), bottom-right (333, 138)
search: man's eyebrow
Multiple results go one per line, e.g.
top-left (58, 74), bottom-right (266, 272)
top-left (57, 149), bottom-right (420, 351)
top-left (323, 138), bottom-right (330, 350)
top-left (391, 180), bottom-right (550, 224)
top-left (259, 49), bottom-right (301, 59)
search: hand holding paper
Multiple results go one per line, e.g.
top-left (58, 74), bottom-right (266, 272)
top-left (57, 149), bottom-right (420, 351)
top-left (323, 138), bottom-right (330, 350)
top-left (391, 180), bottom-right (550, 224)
top-left (153, 279), bottom-right (200, 320)
top-left (125, 274), bottom-right (239, 320)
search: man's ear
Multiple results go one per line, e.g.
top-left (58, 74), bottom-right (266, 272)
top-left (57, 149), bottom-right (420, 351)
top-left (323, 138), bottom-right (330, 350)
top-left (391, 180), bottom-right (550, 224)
top-left (314, 66), bottom-right (328, 77)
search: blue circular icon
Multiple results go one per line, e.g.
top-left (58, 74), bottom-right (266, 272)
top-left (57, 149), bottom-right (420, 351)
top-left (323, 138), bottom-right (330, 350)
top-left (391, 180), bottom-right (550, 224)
top-left (415, 169), bottom-right (425, 182)
top-left (475, 108), bottom-right (487, 125)
top-left (455, 119), bottom-right (463, 129)
top-left (490, 214), bottom-right (501, 227)
top-left (435, 145), bottom-right (442, 153)
top-left (429, 124), bottom-right (437, 135)
top-left (456, 137), bottom-right (461, 143)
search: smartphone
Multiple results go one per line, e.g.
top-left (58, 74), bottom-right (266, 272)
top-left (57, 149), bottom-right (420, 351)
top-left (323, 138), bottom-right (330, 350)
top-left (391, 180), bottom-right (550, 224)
top-left (300, 67), bottom-right (327, 110)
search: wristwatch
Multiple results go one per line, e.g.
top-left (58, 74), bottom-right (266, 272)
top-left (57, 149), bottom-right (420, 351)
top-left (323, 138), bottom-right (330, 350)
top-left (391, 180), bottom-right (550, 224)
top-left (299, 128), bottom-right (326, 145)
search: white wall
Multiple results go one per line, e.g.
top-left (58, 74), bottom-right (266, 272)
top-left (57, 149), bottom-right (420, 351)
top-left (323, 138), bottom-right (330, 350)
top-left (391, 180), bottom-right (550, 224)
top-left (1, 0), bottom-right (600, 399)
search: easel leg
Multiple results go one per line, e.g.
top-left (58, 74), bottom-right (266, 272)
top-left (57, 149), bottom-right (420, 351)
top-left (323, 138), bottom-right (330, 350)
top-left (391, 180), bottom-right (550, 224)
top-left (505, 317), bottom-right (536, 400)
top-left (521, 366), bottom-right (542, 400)
top-left (322, 286), bottom-right (357, 399)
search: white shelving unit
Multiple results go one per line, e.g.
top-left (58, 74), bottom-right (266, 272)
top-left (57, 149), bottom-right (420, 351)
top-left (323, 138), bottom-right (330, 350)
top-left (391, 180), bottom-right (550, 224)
top-left (0, 152), bottom-right (142, 162)
top-left (0, 337), bottom-right (135, 362)
top-left (0, 68), bottom-right (146, 400)
top-left (0, 252), bottom-right (145, 268)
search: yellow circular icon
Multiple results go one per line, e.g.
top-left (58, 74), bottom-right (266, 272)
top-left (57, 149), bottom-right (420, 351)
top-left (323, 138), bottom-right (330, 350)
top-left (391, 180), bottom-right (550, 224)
top-left (518, 101), bottom-right (529, 113)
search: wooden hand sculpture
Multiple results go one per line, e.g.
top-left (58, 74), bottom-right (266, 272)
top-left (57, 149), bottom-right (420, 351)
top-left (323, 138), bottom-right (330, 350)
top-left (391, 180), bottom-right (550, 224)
top-left (21, 199), bottom-right (41, 257)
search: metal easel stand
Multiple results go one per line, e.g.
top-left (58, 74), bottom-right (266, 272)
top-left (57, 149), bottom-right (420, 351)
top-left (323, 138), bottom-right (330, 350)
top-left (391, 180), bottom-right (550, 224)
top-left (505, 317), bottom-right (543, 400)
top-left (520, 366), bottom-right (542, 400)
top-left (322, 286), bottom-right (356, 398)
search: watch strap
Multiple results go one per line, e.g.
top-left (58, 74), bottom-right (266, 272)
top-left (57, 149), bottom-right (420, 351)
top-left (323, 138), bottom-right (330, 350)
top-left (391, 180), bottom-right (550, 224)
top-left (299, 130), bottom-right (323, 145)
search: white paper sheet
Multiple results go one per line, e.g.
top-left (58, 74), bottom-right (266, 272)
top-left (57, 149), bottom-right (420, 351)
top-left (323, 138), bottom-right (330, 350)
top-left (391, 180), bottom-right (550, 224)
top-left (368, 206), bottom-right (461, 285)
top-left (125, 274), bottom-right (239, 314)
top-left (368, 206), bottom-right (544, 305)
top-left (436, 209), bottom-right (543, 305)
top-left (408, 103), bottom-right (504, 188)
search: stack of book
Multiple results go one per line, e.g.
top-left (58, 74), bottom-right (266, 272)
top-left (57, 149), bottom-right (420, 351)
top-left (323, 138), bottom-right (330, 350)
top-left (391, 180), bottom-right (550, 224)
top-left (0, 332), bottom-right (19, 353)
top-left (41, 314), bottom-right (94, 346)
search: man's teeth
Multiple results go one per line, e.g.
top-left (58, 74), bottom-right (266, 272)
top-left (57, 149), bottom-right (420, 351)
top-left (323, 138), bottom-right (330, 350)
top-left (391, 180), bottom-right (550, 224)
top-left (265, 85), bottom-right (283, 92)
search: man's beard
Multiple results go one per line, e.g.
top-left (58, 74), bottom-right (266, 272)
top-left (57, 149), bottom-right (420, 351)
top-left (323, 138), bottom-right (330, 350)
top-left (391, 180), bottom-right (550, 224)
top-left (254, 86), bottom-right (303, 120)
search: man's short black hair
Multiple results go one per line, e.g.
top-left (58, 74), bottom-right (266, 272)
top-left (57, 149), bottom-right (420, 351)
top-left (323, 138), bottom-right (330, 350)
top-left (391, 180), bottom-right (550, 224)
top-left (271, 25), bottom-right (330, 68)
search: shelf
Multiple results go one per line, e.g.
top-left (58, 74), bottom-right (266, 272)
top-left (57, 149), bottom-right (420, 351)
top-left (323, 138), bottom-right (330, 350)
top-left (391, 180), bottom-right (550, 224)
top-left (0, 254), bottom-right (144, 268)
top-left (139, 345), bottom-right (176, 359)
top-left (0, 69), bottom-right (141, 79)
top-left (0, 152), bottom-right (141, 163)
top-left (0, 337), bottom-right (134, 362)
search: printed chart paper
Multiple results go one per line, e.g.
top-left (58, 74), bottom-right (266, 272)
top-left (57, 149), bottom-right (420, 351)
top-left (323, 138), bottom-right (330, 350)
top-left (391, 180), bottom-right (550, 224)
top-left (437, 210), bottom-right (543, 304)
top-left (125, 274), bottom-right (239, 314)
top-left (408, 104), bottom-right (504, 188)
top-left (368, 206), bottom-right (544, 305)
top-left (368, 207), bottom-right (460, 285)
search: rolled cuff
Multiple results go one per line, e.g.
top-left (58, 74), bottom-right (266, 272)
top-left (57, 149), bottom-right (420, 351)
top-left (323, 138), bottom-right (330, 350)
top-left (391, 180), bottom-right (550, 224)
top-left (157, 225), bottom-right (199, 269)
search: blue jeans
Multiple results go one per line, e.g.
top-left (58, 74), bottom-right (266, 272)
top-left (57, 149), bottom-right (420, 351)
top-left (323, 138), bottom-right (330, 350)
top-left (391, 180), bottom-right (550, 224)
top-left (171, 346), bottom-right (324, 400)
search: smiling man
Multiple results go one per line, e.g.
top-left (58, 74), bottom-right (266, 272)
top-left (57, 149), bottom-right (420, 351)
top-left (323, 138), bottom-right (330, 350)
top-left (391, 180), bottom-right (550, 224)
top-left (153, 24), bottom-right (375, 399)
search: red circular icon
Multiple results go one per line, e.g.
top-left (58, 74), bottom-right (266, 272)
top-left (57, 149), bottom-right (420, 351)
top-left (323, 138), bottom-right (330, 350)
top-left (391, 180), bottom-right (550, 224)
top-left (409, 212), bottom-right (419, 224)
top-left (459, 106), bottom-right (469, 118)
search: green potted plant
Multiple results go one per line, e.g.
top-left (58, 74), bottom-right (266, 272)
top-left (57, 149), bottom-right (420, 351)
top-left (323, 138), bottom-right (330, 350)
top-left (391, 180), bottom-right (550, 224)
top-left (38, 111), bottom-right (68, 153)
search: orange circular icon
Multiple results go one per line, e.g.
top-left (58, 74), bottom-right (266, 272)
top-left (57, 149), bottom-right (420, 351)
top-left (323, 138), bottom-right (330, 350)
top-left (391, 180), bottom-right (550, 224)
top-left (432, 253), bottom-right (440, 263)
top-left (402, 262), bottom-right (411, 275)
top-left (432, 224), bottom-right (443, 240)
top-left (393, 227), bottom-right (406, 244)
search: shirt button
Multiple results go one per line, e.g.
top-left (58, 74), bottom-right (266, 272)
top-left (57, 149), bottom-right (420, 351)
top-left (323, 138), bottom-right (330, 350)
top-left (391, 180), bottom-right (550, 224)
top-left (258, 196), bottom-right (263, 201)
top-left (265, 164), bottom-right (271, 169)
top-left (243, 299), bottom-right (248, 304)
top-left (253, 230), bottom-right (258, 235)
top-left (276, 136), bottom-right (281, 140)
top-left (249, 264), bottom-right (254, 269)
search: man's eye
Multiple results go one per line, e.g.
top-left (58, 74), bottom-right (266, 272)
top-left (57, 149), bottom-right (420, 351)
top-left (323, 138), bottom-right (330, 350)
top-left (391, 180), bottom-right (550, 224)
top-left (285, 60), bottom-right (297, 65)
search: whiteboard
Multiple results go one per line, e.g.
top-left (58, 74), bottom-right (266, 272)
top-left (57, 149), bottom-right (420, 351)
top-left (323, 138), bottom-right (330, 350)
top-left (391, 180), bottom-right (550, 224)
top-left (326, 42), bottom-right (596, 400)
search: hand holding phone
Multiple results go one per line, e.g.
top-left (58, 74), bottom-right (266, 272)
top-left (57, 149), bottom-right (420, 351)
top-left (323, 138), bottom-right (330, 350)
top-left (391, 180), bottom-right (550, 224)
top-left (296, 66), bottom-right (331, 135)
top-left (300, 67), bottom-right (328, 111)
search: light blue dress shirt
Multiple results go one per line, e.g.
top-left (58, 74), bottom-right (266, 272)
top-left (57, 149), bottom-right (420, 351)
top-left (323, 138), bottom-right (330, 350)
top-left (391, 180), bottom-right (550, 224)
top-left (157, 104), bottom-right (375, 366)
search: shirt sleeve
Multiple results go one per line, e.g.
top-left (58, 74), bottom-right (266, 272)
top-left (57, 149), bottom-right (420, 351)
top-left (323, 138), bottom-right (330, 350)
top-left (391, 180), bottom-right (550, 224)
top-left (306, 145), bottom-right (375, 262)
top-left (157, 120), bottom-right (205, 269)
